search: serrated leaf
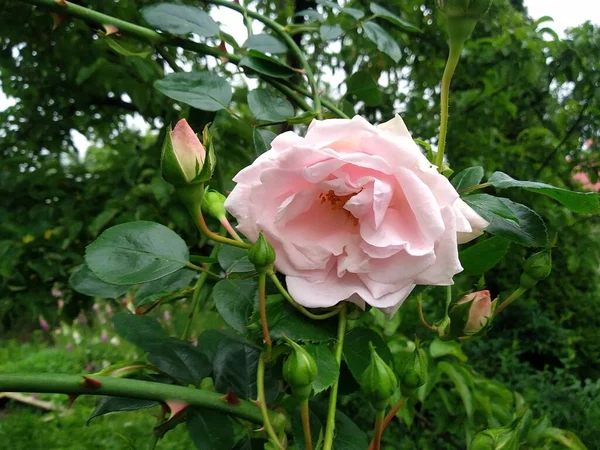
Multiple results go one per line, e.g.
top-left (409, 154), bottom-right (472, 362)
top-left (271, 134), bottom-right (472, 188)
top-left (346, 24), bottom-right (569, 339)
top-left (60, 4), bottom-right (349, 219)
top-left (187, 407), bottom-right (235, 450)
top-left (69, 264), bottom-right (131, 299)
top-left (247, 89), bottom-right (294, 122)
top-left (213, 279), bottom-right (258, 333)
top-left (88, 397), bottom-right (158, 424)
top-left (488, 171), bottom-right (600, 214)
top-left (362, 21), bottom-right (401, 62)
top-left (306, 344), bottom-right (339, 393)
top-left (320, 24), bottom-right (344, 40)
top-left (452, 166), bottom-right (484, 191)
top-left (240, 50), bottom-right (296, 78)
top-left (154, 72), bottom-right (232, 111)
top-left (369, 3), bottom-right (421, 33)
top-left (343, 327), bottom-right (393, 382)
top-left (134, 268), bottom-right (195, 307)
top-left (346, 71), bottom-right (382, 107)
top-left (141, 4), bottom-right (219, 37)
top-left (242, 34), bottom-right (287, 54)
top-left (459, 236), bottom-right (511, 276)
top-left (217, 245), bottom-right (254, 273)
top-left (253, 128), bottom-right (276, 154)
top-left (85, 221), bottom-right (189, 285)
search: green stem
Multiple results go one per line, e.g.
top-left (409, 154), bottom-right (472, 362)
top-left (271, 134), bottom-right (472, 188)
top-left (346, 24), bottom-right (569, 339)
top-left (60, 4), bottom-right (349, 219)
top-left (185, 262), bottom-right (221, 279)
top-left (257, 355), bottom-right (285, 449)
top-left (417, 294), bottom-right (436, 331)
top-left (207, 0), bottom-right (323, 119)
top-left (267, 78), bottom-right (312, 112)
top-left (301, 399), bottom-right (313, 450)
top-left (156, 46), bottom-right (182, 73)
top-left (496, 287), bottom-right (527, 314)
top-left (267, 270), bottom-right (342, 320)
top-left (0, 373), bottom-right (286, 428)
top-left (258, 272), bottom-right (272, 358)
top-left (371, 410), bottom-right (385, 450)
top-left (435, 41), bottom-right (463, 170)
top-left (322, 305), bottom-right (348, 450)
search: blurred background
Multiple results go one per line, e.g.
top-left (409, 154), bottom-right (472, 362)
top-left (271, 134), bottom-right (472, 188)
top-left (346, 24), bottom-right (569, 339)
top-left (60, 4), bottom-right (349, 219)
top-left (1, 0), bottom-right (599, 448)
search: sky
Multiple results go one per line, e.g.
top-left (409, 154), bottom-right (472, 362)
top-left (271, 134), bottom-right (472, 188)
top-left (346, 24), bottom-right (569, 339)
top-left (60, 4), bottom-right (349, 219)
top-left (1, 1), bottom-right (598, 154)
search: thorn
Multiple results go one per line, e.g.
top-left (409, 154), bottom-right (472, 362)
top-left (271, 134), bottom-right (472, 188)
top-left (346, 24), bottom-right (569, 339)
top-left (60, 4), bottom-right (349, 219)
top-left (81, 376), bottom-right (102, 389)
top-left (164, 400), bottom-right (188, 419)
top-left (50, 13), bottom-right (67, 31)
top-left (67, 394), bottom-right (79, 408)
top-left (254, 426), bottom-right (266, 433)
top-left (220, 389), bottom-right (240, 405)
top-left (54, 0), bottom-right (67, 6)
top-left (218, 41), bottom-right (229, 64)
top-left (293, 68), bottom-right (306, 75)
top-left (102, 24), bottom-right (119, 36)
top-left (250, 399), bottom-right (261, 407)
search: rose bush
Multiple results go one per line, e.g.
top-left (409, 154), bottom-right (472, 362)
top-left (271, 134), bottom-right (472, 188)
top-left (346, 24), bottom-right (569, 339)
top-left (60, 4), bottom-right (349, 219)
top-left (225, 115), bottom-right (488, 314)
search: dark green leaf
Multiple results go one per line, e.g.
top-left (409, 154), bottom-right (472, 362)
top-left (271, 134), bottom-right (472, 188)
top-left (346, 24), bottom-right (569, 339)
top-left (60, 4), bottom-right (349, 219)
top-left (266, 295), bottom-right (336, 342)
top-left (218, 245), bottom-right (254, 273)
top-left (488, 171), bottom-right (600, 214)
top-left (113, 312), bottom-right (165, 350)
top-left (186, 408), bottom-right (235, 450)
top-left (147, 338), bottom-right (210, 386)
top-left (437, 361), bottom-right (474, 418)
top-left (247, 89), bottom-right (294, 122)
top-left (134, 268), bottom-right (195, 307)
top-left (141, 4), bottom-right (219, 37)
top-left (311, 402), bottom-right (369, 450)
top-left (346, 71), bottom-right (382, 107)
top-left (343, 327), bottom-right (393, 382)
top-left (155, 72), bottom-right (232, 111)
top-left (213, 279), bottom-right (258, 333)
top-left (362, 21), bottom-right (401, 62)
top-left (462, 193), bottom-right (519, 223)
top-left (242, 34), bottom-right (287, 54)
top-left (85, 221), bottom-right (189, 285)
top-left (452, 166), bottom-right (484, 191)
top-left (306, 344), bottom-right (339, 393)
top-left (69, 264), bottom-right (131, 299)
top-left (369, 3), bottom-right (421, 33)
top-left (294, 9), bottom-right (324, 21)
top-left (320, 24), bottom-right (344, 40)
top-left (459, 237), bottom-right (511, 276)
top-left (253, 128), bottom-right (276, 154)
top-left (341, 7), bottom-right (365, 20)
top-left (88, 397), bottom-right (158, 424)
top-left (240, 51), bottom-right (296, 78)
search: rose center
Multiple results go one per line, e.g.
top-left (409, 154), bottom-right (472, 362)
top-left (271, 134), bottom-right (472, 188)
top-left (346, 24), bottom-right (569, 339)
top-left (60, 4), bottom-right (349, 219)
top-left (318, 189), bottom-right (359, 226)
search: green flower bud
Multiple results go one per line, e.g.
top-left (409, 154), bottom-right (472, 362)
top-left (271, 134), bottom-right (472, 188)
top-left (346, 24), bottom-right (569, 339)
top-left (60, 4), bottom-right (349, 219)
top-left (248, 232), bottom-right (276, 272)
top-left (449, 290), bottom-right (495, 337)
top-left (520, 249), bottom-right (552, 289)
top-left (161, 119), bottom-right (206, 186)
top-left (470, 409), bottom-right (531, 450)
top-left (436, 0), bottom-right (493, 20)
top-left (359, 343), bottom-right (398, 411)
top-left (282, 338), bottom-right (317, 400)
top-left (398, 346), bottom-right (428, 394)
top-left (201, 190), bottom-right (227, 220)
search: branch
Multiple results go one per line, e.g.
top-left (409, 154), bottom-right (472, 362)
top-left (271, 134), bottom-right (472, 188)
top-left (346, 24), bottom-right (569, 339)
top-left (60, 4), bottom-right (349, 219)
top-left (0, 373), bottom-right (288, 430)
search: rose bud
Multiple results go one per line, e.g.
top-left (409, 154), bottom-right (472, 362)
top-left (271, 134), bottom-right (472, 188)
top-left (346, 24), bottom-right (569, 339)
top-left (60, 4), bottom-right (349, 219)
top-left (248, 232), bottom-right (276, 273)
top-left (201, 190), bottom-right (227, 220)
top-left (360, 343), bottom-right (398, 411)
top-left (161, 119), bottom-right (213, 187)
top-left (470, 409), bottom-right (531, 450)
top-left (282, 337), bottom-right (317, 401)
top-left (449, 290), bottom-right (495, 337)
top-left (398, 346), bottom-right (428, 395)
top-left (519, 249), bottom-right (552, 289)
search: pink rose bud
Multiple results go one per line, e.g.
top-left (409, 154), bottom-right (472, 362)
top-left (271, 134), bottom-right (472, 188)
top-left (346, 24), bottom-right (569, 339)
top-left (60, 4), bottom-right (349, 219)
top-left (39, 315), bottom-right (49, 332)
top-left (450, 290), bottom-right (494, 336)
top-left (161, 119), bottom-right (207, 186)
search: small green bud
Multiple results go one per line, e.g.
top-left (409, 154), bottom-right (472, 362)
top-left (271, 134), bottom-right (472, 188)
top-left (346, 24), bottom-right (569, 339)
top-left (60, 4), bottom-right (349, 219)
top-left (359, 343), bottom-right (398, 411)
top-left (436, 0), bottom-right (493, 20)
top-left (398, 346), bottom-right (428, 394)
top-left (282, 338), bottom-right (317, 400)
top-left (470, 409), bottom-right (531, 450)
top-left (201, 190), bottom-right (227, 220)
top-left (520, 249), bottom-right (552, 289)
top-left (161, 119), bottom-right (206, 186)
top-left (248, 232), bottom-right (276, 272)
top-left (449, 290), bottom-right (495, 338)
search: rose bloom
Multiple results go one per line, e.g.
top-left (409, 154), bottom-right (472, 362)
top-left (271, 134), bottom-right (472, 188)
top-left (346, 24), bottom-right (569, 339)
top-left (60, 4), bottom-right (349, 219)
top-left (225, 116), bottom-right (487, 314)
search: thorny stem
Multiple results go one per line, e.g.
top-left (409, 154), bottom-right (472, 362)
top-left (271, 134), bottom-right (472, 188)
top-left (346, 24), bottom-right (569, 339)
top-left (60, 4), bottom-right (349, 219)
top-left (322, 304), bottom-right (348, 450)
top-left (257, 355), bottom-right (284, 449)
top-left (301, 399), bottom-right (313, 450)
top-left (258, 272), bottom-right (272, 359)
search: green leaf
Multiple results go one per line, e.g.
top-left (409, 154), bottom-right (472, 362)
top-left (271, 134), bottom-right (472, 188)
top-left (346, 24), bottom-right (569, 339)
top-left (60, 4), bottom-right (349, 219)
top-left (462, 193), bottom-right (519, 223)
top-left (253, 128), bottom-right (276, 154)
top-left (305, 344), bottom-right (339, 394)
top-left (141, 4), bottom-right (219, 37)
top-left (320, 24), bottom-right (344, 40)
top-left (88, 397), bottom-right (158, 424)
top-left (466, 197), bottom-right (549, 248)
top-left (295, 9), bottom-right (324, 22)
top-left (217, 245), bottom-right (254, 274)
top-left (240, 50), bottom-right (296, 78)
top-left (459, 236), bottom-right (511, 276)
top-left (429, 338), bottom-right (468, 362)
top-left (452, 166), bottom-right (484, 191)
top-left (88, 208), bottom-right (120, 237)
top-left (540, 428), bottom-right (587, 450)
top-left (155, 72), bottom-right (232, 111)
top-left (310, 402), bottom-right (369, 450)
top-left (247, 89), bottom-right (294, 122)
top-left (341, 7), bottom-right (365, 20)
top-left (0, 240), bottom-right (21, 279)
top-left (105, 37), bottom-right (152, 58)
top-left (134, 268), bottom-right (195, 307)
top-left (346, 71), bottom-right (382, 107)
top-left (69, 264), bottom-right (131, 299)
top-left (343, 327), bottom-right (393, 382)
top-left (85, 221), bottom-right (189, 285)
top-left (146, 338), bottom-right (211, 386)
top-left (212, 279), bottom-right (258, 333)
top-left (242, 34), bottom-right (287, 54)
top-left (362, 21), bottom-right (401, 62)
top-left (369, 3), bottom-right (421, 33)
top-left (187, 408), bottom-right (235, 450)
top-left (437, 361), bottom-right (474, 418)
top-left (488, 171), bottom-right (600, 214)
top-left (113, 312), bottom-right (165, 350)
top-left (316, 0), bottom-right (341, 10)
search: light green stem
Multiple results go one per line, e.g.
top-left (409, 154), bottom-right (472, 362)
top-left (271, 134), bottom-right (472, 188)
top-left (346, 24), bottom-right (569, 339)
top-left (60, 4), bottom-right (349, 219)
top-left (257, 355), bottom-right (284, 449)
top-left (301, 399), bottom-right (313, 450)
top-left (371, 410), bottom-right (385, 450)
top-left (322, 305), bottom-right (348, 450)
top-left (496, 287), bottom-right (527, 314)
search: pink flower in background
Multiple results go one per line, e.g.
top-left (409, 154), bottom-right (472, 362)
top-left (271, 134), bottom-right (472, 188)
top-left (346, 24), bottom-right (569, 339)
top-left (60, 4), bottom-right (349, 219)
top-left (39, 315), bottom-right (49, 332)
top-left (51, 288), bottom-right (63, 298)
top-left (66, 342), bottom-right (73, 352)
top-left (225, 115), bottom-right (487, 314)
top-left (57, 299), bottom-right (65, 310)
top-left (572, 171), bottom-right (600, 192)
top-left (100, 331), bottom-right (109, 343)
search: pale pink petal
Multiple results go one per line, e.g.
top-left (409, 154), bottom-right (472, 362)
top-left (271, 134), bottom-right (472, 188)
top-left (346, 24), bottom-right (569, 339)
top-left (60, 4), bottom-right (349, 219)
top-left (376, 114), bottom-right (412, 138)
top-left (453, 198), bottom-right (489, 244)
top-left (171, 119), bottom-right (206, 182)
top-left (304, 116), bottom-right (376, 149)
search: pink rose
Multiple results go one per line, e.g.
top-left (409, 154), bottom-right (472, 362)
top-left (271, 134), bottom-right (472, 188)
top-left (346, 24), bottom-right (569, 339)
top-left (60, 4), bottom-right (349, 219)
top-left (454, 290), bottom-right (493, 334)
top-left (162, 119), bottom-right (206, 185)
top-left (225, 116), bottom-right (487, 314)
